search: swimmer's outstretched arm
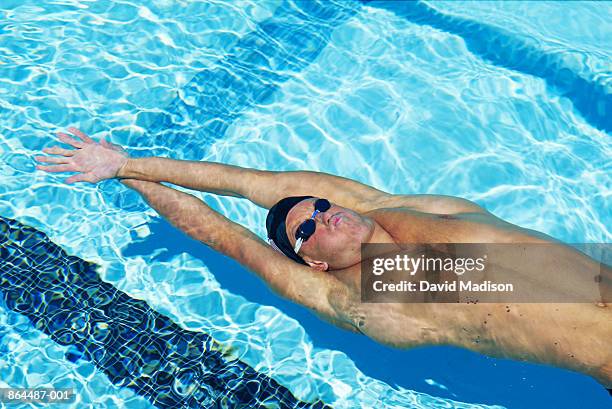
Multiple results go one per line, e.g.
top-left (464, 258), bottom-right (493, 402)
top-left (36, 127), bottom-right (486, 214)
top-left (120, 156), bottom-right (489, 215)
top-left (35, 127), bottom-right (389, 211)
top-left (118, 156), bottom-right (389, 212)
top-left (119, 177), bottom-right (354, 322)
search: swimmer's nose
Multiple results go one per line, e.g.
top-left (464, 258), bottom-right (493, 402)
top-left (322, 211), bottom-right (334, 226)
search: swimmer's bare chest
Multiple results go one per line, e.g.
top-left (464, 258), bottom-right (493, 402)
top-left (334, 208), bottom-right (592, 340)
top-left (333, 205), bottom-right (542, 293)
top-left (330, 207), bottom-right (528, 344)
top-left (366, 206), bottom-right (550, 244)
top-left (327, 207), bottom-right (612, 384)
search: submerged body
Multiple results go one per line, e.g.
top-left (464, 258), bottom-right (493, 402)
top-left (35, 128), bottom-right (612, 390)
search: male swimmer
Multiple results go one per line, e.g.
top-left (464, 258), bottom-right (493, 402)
top-left (35, 127), bottom-right (611, 394)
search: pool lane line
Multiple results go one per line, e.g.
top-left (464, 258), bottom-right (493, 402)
top-left (0, 216), bottom-right (330, 409)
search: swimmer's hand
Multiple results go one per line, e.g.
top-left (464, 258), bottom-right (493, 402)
top-left (35, 127), bottom-right (129, 184)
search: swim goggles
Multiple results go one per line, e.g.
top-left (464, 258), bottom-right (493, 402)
top-left (294, 198), bottom-right (331, 254)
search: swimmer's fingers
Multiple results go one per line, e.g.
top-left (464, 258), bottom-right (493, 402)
top-left (35, 164), bottom-right (77, 173)
top-left (100, 137), bottom-right (125, 153)
top-left (65, 173), bottom-right (97, 184)
top-left (57, 132), bottom-right (84, 149)
top-left (42, 146), bottom-right (74, 156)
top-left (34, 155), bottom-right (70, 165)
top-left (67, 127), bottom-right (95, 144)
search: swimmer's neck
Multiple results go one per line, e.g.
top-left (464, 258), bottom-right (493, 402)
top-left (365, 217), bottom-right (400, 245)
top-left (332, 220), bottom-right (400, 272)
top-left (363, 211), bottom-right (417, 244)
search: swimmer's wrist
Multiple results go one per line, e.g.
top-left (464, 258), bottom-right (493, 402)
top-left (116, 157), bottom-right (131, 179)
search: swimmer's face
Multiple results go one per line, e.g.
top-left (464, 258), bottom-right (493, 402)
top-left (285, 198), bottom-right (374, 271)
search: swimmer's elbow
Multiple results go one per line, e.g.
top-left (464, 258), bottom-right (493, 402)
top-left (446, 197), bottom-right (489, 215)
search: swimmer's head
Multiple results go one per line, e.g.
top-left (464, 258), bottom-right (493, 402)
top-left (266, 196), bottom-right (374, 271)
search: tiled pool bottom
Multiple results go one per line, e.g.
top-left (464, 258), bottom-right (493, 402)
top-left (0, 215), bottom-right (329, 408)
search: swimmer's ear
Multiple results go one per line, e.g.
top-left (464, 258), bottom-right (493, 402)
top-left (305, 259), bottom-right (328, 272)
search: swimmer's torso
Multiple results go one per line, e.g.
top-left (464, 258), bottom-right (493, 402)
top-left (328, 207), bottom-right (612, 386)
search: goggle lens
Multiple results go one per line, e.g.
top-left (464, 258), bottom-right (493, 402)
top-left (293, 199), bottom-right (331, 253)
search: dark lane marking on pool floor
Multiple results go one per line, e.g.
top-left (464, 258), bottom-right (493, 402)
top-left (362, 0), bottom-right (611, 134)
top-left (0, 216), bottom-right (329, 409)
top-left (135, 0), bottom-right (365, 159)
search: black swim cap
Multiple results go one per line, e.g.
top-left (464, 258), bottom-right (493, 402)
top-left (266, 196), bottom-right (314, 265)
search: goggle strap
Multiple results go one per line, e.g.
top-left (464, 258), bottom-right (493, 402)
top-left (294, 237), bottom-right (303, 254)
top-left (268, 239), bottom-right (284, 254)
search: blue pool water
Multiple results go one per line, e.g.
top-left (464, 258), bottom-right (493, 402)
top-left (1, 0), bottom-right (610, 408)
